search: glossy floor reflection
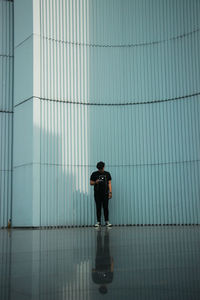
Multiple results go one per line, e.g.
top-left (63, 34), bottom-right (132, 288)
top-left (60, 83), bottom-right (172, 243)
top-left (0, 226), bottom-right (200, 300)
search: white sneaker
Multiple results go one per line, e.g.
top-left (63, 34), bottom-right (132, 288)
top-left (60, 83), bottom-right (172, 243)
top-left (106, 221), bottom-right (112, 227)
top-left (95, 222), bottom-right (101, 227)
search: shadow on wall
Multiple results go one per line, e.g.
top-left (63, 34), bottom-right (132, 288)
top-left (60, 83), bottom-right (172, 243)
top-left (35, 96), bottom-right (200, 227)
top-left (36, 101), bottom-right (97, 227)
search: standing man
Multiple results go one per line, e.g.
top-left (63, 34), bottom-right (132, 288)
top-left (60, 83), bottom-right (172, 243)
top-left (90, 162), bottom-right (112, 227)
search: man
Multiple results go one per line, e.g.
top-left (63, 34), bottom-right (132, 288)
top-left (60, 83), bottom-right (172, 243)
top-left (90, 161), bottom-right (112, 227)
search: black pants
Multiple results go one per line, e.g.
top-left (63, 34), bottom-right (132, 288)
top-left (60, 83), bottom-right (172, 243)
top-left (95, 193), bottom-right (109, 223)
top-left (96, 231), bottom-right (111, 270)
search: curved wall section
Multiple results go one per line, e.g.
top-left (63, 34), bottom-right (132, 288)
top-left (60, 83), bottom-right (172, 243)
top-left (39, 31), bottom-right (200, 105)
top-left (36, 0), bottom-right (200, 226)
top-left (39, 0), bottom-right (200, 105)
top-left (0, 0), bottom-right (13, 227)
top-left (40, 0), bottom-right (200, 46)
top-left (39, 97), bottom-right (200, 226)
top-left (13, 0), bottom-right (200, 226)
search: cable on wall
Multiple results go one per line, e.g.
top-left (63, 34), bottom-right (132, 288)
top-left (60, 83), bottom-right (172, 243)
top-left (0, 110), bottom-right (13, 113)
top-left (0, 54), bottom-right (13, 58)
top-left (39, 28), bottom-right (200, 48)
top-left (13, 159), bottom-right (200, 169)
top-left (14, 91), bottom-right (200, 108)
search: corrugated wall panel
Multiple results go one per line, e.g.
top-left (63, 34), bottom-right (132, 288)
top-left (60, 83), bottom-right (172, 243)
top-left (39, 0), bottom-right (200, 105)
top-left (0, 114), bottom-right (12, 227)
top-left (39, 28), bottom-right (200, 105)
top-left (29, 0), bottom-right (200, 226)
top-left (37, 0), bottom-right (200, 226)
top-left (0, 0), bottom-right (13, 228)
top-left (40, 0), bottom-right (200, 47)
top-left (39, 99), bottom-right (200, 226)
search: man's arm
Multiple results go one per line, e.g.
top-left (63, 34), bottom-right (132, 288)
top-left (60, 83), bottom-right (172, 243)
top-left (90, 180), bottom-right (100, 186)
top-left (90, 172), bottom-right (99, 186)
top-left (108, 180), bottom-right (112, 198)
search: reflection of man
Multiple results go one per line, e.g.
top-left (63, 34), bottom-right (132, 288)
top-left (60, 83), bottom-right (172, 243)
top-left (90, 161), bottom-right (112, 227)
top-left (92, 229), bottom-right (114, 294)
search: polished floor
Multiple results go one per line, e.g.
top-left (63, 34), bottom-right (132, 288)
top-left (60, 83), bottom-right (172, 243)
top-left (0, 226), bottom-right (200, 300)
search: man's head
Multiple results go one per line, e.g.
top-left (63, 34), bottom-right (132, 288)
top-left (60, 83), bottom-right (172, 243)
top-left (99, 285), bottom-right (108, 294)
top-left (96, 161), bottom-right (105, 172)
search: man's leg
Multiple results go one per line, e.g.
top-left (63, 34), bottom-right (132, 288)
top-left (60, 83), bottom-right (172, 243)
top-left (102, 196), bottom-right (109, 222)
top-left (103, 231), bottom-right (111, 265)
top-left (95, 195), bottom-right (102, 223)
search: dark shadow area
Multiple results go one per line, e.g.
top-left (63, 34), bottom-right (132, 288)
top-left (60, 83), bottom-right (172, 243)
top-left (92, 228), bottom-right (114, 294)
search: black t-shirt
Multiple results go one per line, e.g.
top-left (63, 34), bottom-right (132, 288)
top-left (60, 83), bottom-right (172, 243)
top-left (92, 269), bottom-right (113, 284)
top-left (90, 171), bottom-right (112, 195)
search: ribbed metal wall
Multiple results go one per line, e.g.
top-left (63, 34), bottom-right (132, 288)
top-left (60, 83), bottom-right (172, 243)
top-left (0, 0), bottom-right (13, 227)
top-left (39, 0), bottom-right (200, 104)
top-left (37, 0), bottom-right (200, 226)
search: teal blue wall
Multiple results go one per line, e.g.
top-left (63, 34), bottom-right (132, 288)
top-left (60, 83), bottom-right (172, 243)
top-left (0, 0), bottom-right (13, 227)
top-left (12, 0), bottom-right (41, 227)
top-left (11, 0), bottom-right (200, 226)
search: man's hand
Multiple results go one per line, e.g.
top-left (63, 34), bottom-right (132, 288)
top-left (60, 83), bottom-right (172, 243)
top-left (108, 180), bottom-right (112, 199)
top-left (90, 180), bottom-right (100, 186)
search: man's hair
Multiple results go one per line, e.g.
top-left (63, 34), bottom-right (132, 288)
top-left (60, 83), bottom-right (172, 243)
top-left (96, 161), bottom-right (105, 170)
top-left (99, 285), bottom-right (108, 294)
